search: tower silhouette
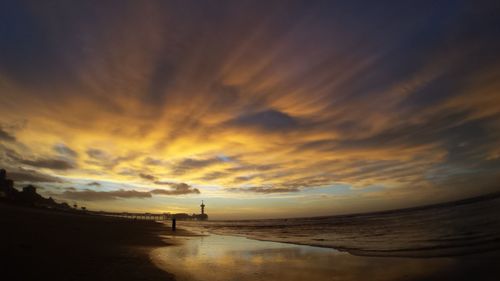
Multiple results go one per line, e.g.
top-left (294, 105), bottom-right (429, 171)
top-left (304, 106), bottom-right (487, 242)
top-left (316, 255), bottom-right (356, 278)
top-left (200, 200), bottom-right (205, 215)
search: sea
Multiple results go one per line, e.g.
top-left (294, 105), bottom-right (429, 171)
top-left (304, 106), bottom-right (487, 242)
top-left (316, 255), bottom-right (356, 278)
top-left (181, 193), bottom-right (500, 257)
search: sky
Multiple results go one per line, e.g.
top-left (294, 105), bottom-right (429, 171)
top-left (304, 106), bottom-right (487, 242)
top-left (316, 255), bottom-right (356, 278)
top-left (1, 0), bottom-right (499, 219)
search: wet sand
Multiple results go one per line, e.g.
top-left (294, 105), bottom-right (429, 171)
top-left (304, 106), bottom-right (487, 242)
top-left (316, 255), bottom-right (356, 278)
top-left (0, 203), bottom-right (176, 281)
top-left (152, 231), bottom-right (500, 281)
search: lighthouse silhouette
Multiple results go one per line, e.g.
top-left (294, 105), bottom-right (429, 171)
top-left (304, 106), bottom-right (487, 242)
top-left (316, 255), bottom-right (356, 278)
top-left (198, 200), bottom-right (208, 220)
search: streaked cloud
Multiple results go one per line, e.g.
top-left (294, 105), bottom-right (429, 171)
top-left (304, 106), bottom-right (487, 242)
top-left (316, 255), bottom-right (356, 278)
top-left (151, 182), bottom-right (200, 195)
top-left (53, 143), bottom-right (78, 158)
top-left (7, 167), bottom-right (63, 183)
top-left (18, 158), bottom-right (75, 170)
top-left (228, 186), bottom-right (300, 194)
top-left (0, 1), bottom-right (499, 217)
top-left (60, 189), bottom-right (152, 201)
top-left (139, 173), bottom-right (157, 181)
top-left (0, 127), bottom-right (16, 142)
top-left (225, 110), bottom-right (300, 132)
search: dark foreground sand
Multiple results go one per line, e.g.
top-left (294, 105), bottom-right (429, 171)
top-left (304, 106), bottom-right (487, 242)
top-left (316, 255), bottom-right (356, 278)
top-left (1, 203), bottom-right (177, 281)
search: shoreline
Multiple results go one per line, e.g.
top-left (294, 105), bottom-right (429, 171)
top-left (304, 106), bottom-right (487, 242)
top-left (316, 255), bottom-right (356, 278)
top-left (180, 226), bottom-right (500, 259)
top-left (231, 236), bottom-right (500, 258)
top-left (1, 203), bottom-right (177, 281)
top-left (152, 231), bottom-right (500, 281)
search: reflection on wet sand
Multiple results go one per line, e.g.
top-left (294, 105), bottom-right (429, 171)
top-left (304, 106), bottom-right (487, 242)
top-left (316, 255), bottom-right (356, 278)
top-left (151, 233), bottom-right (500, 281)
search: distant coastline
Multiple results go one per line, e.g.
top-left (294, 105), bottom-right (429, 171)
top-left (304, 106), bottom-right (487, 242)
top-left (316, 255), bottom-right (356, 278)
top-left (204, 190), bottom-right (500, 223)
top-left (313, 190), bottom-right (500, 221)
top-left (0, 168), bottom-right (208, 220)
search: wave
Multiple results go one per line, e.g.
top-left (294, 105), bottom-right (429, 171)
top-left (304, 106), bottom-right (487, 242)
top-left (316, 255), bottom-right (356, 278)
top-left (184, 193), bottom-right (500, 257)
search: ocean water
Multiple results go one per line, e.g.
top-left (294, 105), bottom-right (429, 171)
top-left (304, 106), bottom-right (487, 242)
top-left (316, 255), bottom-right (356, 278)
top-left (182, 194), bottom-right (500, 257)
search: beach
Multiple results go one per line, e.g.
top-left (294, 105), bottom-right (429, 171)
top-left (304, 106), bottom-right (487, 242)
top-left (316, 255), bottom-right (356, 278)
top-left (0, 203), bottom-right (176, 281)
top-left (3, 197), bottom-right (500, 281)
top-left (156, 193), bottom-right (500, 281)
top-left (152, 232), bottom-right (500, 281)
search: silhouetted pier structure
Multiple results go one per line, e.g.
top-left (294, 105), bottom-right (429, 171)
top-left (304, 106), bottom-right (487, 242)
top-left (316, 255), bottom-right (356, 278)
top-left (94, 211), bottom-right (172, 221)
top-left (89, 201), bottom-right (208, 221)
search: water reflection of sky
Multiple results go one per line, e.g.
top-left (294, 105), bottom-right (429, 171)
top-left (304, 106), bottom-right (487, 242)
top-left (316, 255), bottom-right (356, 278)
top-left (151, 234), bottom-right (461, 281)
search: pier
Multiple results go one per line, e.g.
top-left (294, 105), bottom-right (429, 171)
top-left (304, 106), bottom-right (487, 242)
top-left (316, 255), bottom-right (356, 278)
top-left (92, 211), bottom-right (172, 221)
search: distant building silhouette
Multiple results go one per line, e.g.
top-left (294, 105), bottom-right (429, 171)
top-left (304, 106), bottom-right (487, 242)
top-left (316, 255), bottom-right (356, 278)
top-left (0, 168), bottom-right (16, 198)
top-left (1, 168), bottom-right (209, 219)
top-left (23, 185), bottom-right (37, 195)
top-left (0, 168), bottom-right (72, 210)
top-left (21, 185), bottom-right (39, 203)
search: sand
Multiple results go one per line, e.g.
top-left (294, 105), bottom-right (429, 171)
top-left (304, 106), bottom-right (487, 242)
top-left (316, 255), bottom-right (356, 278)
top-left (152, 232), bottom-right (500, 281)
top-left (0, 202), bottom-right (176, 281)
top-left (3, 202), bottom-right (499, 281)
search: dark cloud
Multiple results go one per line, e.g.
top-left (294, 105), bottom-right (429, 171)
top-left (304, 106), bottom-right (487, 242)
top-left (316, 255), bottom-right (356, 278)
top-left (226, 164), bottom-right (277, 173)
top-left (228, 186), bottom-right (300, 194)
top-left (143, 157), bottom-right (164, 166)
top-left (150, 182), bottom-right (200, 195)
top-left (172, 157), bottom-right (223, 175)
top-left (86, 148), bottom-right (108, 160)
top-left (199, 171), bottom-right (228, 181)
top-left (59, 189), bottom-right (152, 201)
top-left (152, 180), bottom-right (175, 185)
top-left (53, 143), bottom-right (78, 158)
top-left (0, 127), bottom-right (16, 142)
top-left (208, 83), bottom-right (241, 109)
top-left (139, 173), bottom-right (157, 181)
top-left (300, 110), bottom-right (495, 160)
top-left (147, 59), bottom-right (177, 105)
top-left (233, 175), bottom-right (258, 183)
top-left (57, 181), bottom-right (200, 201)
top-left (0, 0), bottom-right (82, 92)
top-left (85, 148), bottom-right (138, 169)
top-left (19, 158), bottom-right (75, 170)
top-left (226, 110), bottom-right (299, 132)
top-left (2, 147), bottom-right (73, 171)
top-left (7, 167), bottom-right (62, 183)
top-left (86, 181), bottom-right (101, 187)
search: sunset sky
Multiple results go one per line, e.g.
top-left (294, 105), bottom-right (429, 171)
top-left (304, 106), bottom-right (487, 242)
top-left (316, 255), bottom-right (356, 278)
top-left (1, 0), bottom-right (499, 219)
